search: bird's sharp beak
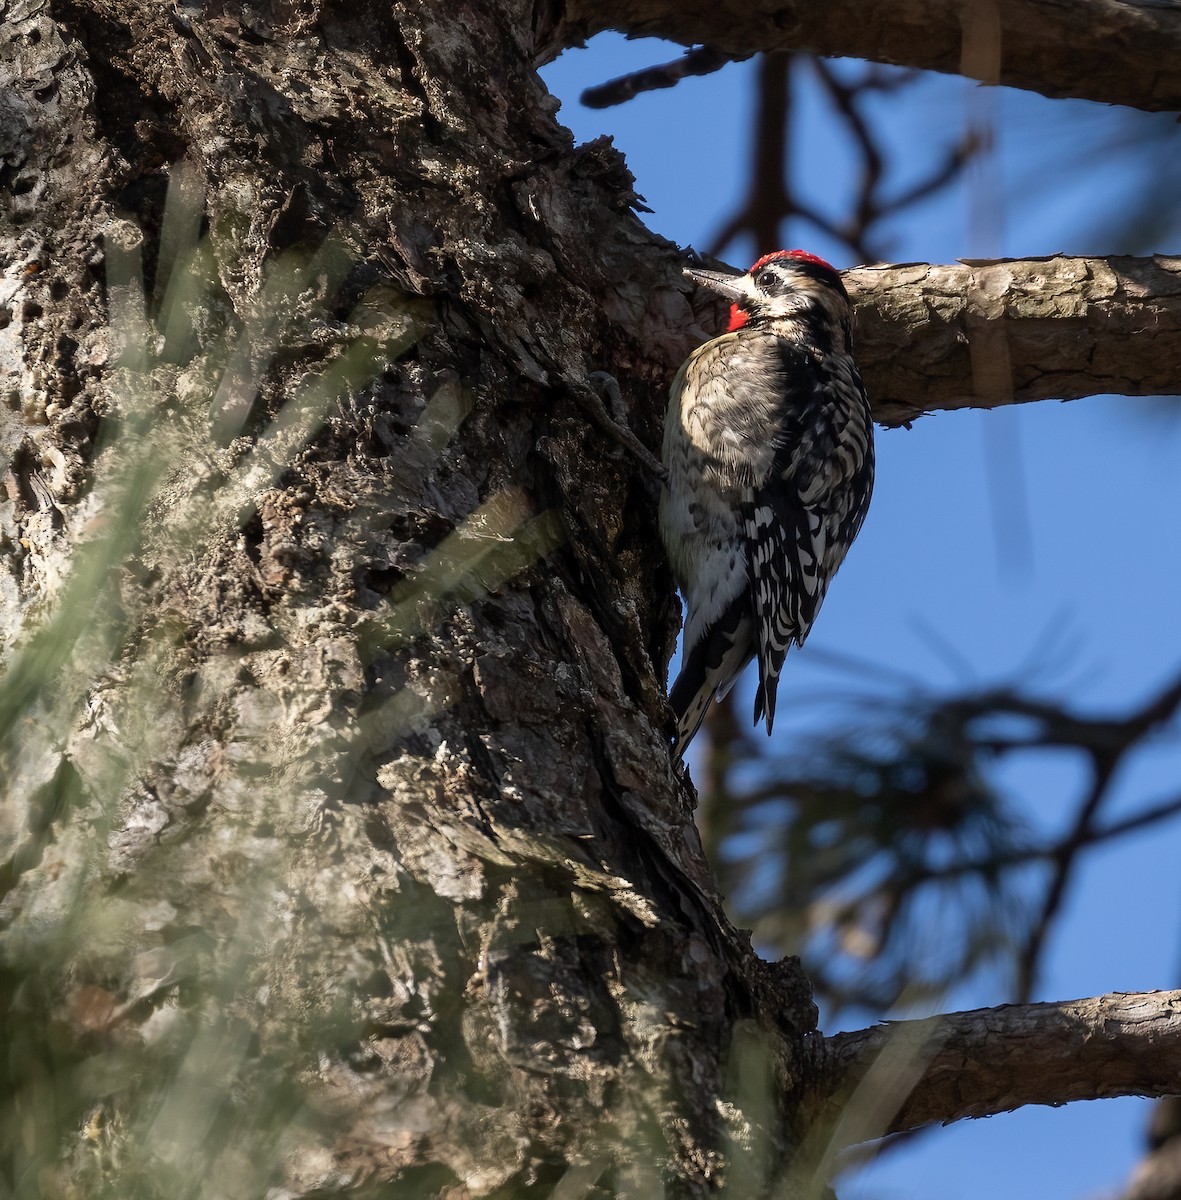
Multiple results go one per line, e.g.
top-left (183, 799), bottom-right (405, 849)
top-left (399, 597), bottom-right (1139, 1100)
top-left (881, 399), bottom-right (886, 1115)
top-left (683, 266), bottom-right (747, 305)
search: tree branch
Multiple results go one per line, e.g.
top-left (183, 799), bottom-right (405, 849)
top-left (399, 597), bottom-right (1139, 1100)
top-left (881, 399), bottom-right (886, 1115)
top-left (799, 991), bottom-right (1181, 1143)
top-left (580, 45), bottom-right (734, 108)
top-left (840, 255), bottom-right (1181, 424)
top-left (891, 791), bottom-right (1181, 890)
top-left (543, 0), bottom-right (1181, 113)
top-left (1014, 673), bottom-right (1181, 1001)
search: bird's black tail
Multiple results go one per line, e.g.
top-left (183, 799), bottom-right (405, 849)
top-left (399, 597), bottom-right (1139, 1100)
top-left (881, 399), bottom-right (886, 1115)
top-left (669, 595), bottom-right (754, 758)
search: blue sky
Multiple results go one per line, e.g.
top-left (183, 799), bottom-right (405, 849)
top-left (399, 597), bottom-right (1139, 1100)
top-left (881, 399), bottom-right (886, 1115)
top-left (541, 35), bottom-right (1181, 1200)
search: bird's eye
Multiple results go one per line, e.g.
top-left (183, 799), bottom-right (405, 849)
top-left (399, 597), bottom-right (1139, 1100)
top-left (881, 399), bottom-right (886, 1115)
top-left (756, 270), bottom-right (777, 290)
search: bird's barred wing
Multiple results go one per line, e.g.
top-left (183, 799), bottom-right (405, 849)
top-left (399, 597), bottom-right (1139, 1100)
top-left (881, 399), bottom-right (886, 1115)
top-left (743, 352), bottom-right (874, 733)
top-left (744, 482), bottom-right (826, 733)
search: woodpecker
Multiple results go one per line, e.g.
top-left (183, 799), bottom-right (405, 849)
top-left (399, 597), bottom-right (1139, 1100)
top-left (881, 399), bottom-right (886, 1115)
top-left (660, 250), bottom-right (874, 758)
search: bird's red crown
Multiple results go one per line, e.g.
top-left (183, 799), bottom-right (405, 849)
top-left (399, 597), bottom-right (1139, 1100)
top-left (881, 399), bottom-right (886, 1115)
top-left (750, 249), bottom-right (835, 273)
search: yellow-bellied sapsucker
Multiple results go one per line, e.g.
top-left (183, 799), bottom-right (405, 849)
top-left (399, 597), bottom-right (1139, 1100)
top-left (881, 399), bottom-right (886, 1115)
top-left (660, 250), bottom-right (875, 758)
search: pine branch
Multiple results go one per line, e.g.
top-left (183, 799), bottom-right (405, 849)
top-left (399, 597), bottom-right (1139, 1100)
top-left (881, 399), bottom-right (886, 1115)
top-left (846, 255), bottom-right (1180, 423)
top-left (799, 990), bottom-right (1181, 1143)
top-left (543, 0), bottom-right (1181, 113)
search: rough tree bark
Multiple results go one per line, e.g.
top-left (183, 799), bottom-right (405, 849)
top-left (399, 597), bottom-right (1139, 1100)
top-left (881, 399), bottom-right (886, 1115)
top-left (1, 0), bottom-right (1178, 1197)
top-left (1, 0), bottom-right (812, 1193)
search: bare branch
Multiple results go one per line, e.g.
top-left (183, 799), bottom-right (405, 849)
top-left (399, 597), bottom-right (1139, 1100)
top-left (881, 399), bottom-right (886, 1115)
top-left (1118, 1097), bottom-right (1181, 1200)
top-left (900, 792), bottom-right (1181, 889)
top-left (810, 59), bottom-right (885, 253)
top-left (1015, 753), bottom-right (1119, 1001)
top-left (580, 45), bottom-right (736, 108)
top-left (542, 0), bottom-right (1181, 113)
top-left (702, 57), bottom-right (970, 266)
top-left (1015, 673), bottom-right (1181, 1000)
top-left (1085, 794), bottom-right (1181, 847)
top-left (700, 669), bottom-right (1181, 1013)
top-left (707, 53), bottom-right (795, 259)
top-left (841, 255), bottom-right (1181, 424)
top-left (800, 991), bottom-right (1181, 1141)
top-left (878, 133), bottom-right (979, 216)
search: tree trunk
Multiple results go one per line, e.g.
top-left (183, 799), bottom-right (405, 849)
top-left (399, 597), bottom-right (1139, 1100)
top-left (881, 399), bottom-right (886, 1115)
top-left (0, 0), bottom-right (815, 1193)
